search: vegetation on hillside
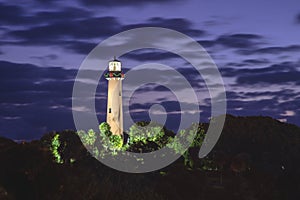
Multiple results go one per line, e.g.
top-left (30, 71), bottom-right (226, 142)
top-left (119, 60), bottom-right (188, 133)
top-left (0, 115), bottom-right (300, 199)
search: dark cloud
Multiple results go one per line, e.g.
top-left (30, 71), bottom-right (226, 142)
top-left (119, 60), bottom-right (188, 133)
top-left (296, 13), bottom-right (300, 24)
top-left (0, 60), bottom-right (208, 139)
top-left (6, 16), bottom-right (203, 54)
top-left (35, 0), bottom-right (59, 3)
top-left (227, 98), bottom-right (279, 111)
top-left (216, 33), bottom-right (262, 49)
top-left (128, 83), bottom-right (163, 93)
top-left (123, 67), bottom-right (204, 90)
top-left (197, 34), bottom-right (300, 59)
top-left (129, 101), bottom-right (180, 112)
top-left (122, 17), bottom-right (206, 37)
top-left (31, 54), bottom-right (59, 61)
top-left (208, 89), bottom-right (299, 128)
top-left (236, 71), bottom-right (300, 85)
top-left (221, 61), bottom-right (298, 78)
top-left (0, 2), bottom-right (31, 25)
top-left (0, 3), bottom-right (91, 26)
top-left (0, 61), bottom-right (109, 139)
top-left (197, 40), bottom-right (215, 48)
top-left (241, 89), bottom-right (297, 100)
top-left (197, 33), bottom-right (263, 50)
top-left (223, 90), bottom-right (299, 119)
top-left (1, 59), bottom-right (300, 139)
top-left (242, 58), bottom-right (270, 65)
top-left (34, 7), bottom-right (91, 22)
top-left (0, 61), bottom-right (76, 81)
top-left (128, 100), bottom-right (187, 132)
top-left (10, 16), bottom-right (121, 41)
top-left (237, 45), bottom-right (300, 55)
top-left (62, 41), bottom-right (97, 55)
top-left (0, 62), bottom-right (72, 139)
top-left (124, 49), bottom-right (179, 61)
top-left (79, 0), bottom-right (181, 7)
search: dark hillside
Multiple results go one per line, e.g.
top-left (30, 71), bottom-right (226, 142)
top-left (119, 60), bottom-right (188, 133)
top-left (0, 115), bottom-right (299, 200)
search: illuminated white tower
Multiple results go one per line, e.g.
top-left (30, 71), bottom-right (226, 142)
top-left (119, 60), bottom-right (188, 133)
top-left (105, 57), bottom-right (125, 136)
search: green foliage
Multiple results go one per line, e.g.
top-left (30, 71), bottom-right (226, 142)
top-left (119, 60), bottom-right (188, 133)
top-left (76, 123), bottom-right (124, 158)
top-left (200, 158), bottom-right (218, 171)
top-left (167, 124), bottom-right (205, 169)
top-left (128, 123), bottom-right (147, 144)
top-left (159, 171), bottom-right (167, 176)
top-left (183, 151), bottom-right (194, 169)
top-left (109, 135), bottom-right (123, 149)
top-left (99, 122), bottom-right (112, 137)
top-left (128, 123), bottom-right (165, 146)
top-left (74, 121), bottom-right (206, 169)
top-left (166, 129), bottom-right (195, 168)
top-left (77, 129), bottom-right (97, 147)
top-left (190, 124), bottom-right (205, 148)
top-left (50, 134), bottom-right (63, 164)
top-left (166, 129), bottom-right (186, 154)
top-left (92, 146), bottom-right (99, 158)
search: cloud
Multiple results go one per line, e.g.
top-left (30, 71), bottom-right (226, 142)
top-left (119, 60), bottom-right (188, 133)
top-left (221, 61), bottom-right (299, 78)
top-left (34, 7), bottom-right (91, 22)
top-left (31, 54), bottom-right (59, 61)
top-left (34, 0), bottom-right (59, 3)
top-left (61, 41), bottom-right (97, 55)
top-left (129, 101), bottom-right (181, 112)
top-left (0, 3), bottom-right (91, 26)
top-left (5, 16), bottom-right (203, 55)
top-left (280, 110), bottom-right (296, 117)
top-left (0, 60), bottom-right (109, 139)
top-left (207, 88), bottom-right (300, 126)
top-left (242, 58), bottom-right (270, 65)
top-left (237, 45), bottom-right (300, 55)
top-left (0, 2), bottom-right (31, 25)
top-left (0, 60), bottom-right (209, 138)
top-left (221, 61), bottom-right (300, 86)
top-left (296, 13), bottom-right (300, 24)
top-left (197, 34), bottom-right (300, 58)
top-left (236, 71), bottom-right (300, 85)
top-left (196, 33), bottom-right (263, 50)
top-left (1, 59), bottom-right (300, 139)
top-left (9, 16), bottom-right (121, 41)
top-left (225, 58), bottom-right (270, 68)
top-left (216, 33), bottom-right (262, 49)
top-left (0, 61), bottom-right (76, 81)
top-left (240, 89), bottom-right (298, 101)
top-left (122, 17), bottom-right (206, 37)
top-left (123, 49), bottom-right (179, 61)
top-left (78, 0), bottom-right (181, 7)
top-left (196, 40), bottom-right (216, 48)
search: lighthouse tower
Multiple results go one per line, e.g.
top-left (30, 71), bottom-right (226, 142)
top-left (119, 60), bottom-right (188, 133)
top-left (105, 57), bottom-right (125, 136)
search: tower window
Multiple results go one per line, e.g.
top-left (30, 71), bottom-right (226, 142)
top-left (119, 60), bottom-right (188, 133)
top-left (109, 108), bottom-right (111, 113)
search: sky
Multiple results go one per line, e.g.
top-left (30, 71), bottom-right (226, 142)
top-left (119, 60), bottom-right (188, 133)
top-left (0, 0), bottom-right (300, 140)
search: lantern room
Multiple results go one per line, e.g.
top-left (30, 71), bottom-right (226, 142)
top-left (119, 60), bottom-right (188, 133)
top-left (108, 57), bottom-right (122, 72)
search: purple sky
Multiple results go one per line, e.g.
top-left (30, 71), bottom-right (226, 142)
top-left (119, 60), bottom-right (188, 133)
top-left (0, 0), bottom-right (300, 140)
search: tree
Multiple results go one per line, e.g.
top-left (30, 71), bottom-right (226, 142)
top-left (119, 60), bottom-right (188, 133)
top-left (99, 122), bottom-right (112, 137)
top-left (50, 134), bottom-right (63, 164)
top-left (127, 122), bottom-right (169, 153)
top-left (166, 124), bottom-right (206, 169)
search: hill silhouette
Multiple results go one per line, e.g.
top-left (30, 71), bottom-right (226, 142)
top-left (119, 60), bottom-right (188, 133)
top-left (0, 115), bottom-right (300, 200)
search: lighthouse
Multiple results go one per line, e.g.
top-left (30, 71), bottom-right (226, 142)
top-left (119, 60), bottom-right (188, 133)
top-left (104, 57), bottom-right (125, 136)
